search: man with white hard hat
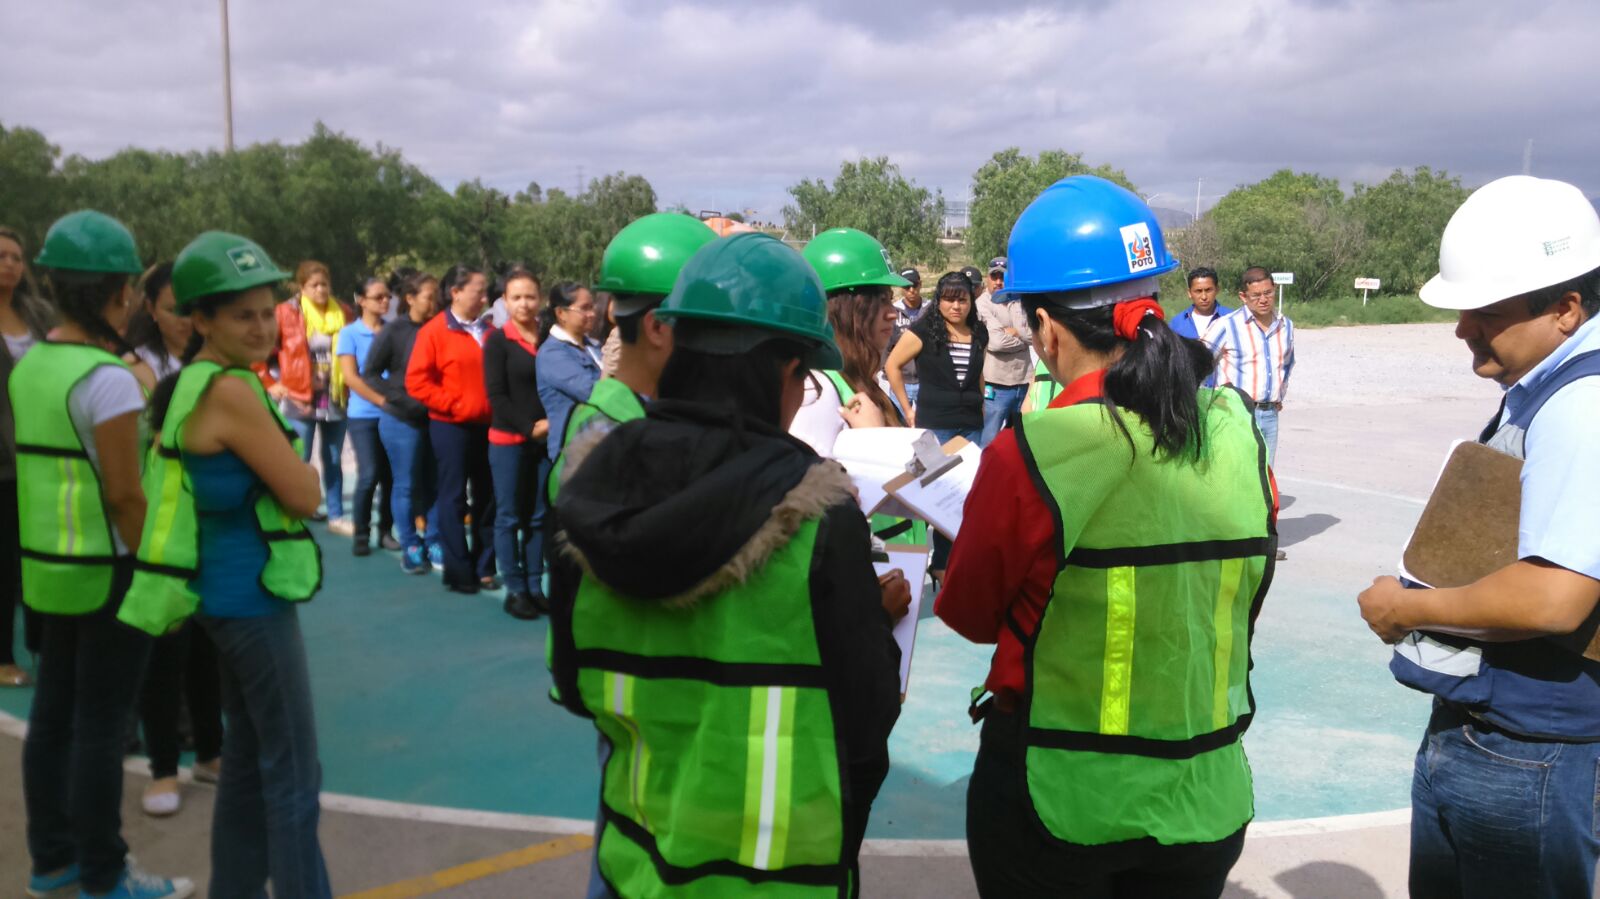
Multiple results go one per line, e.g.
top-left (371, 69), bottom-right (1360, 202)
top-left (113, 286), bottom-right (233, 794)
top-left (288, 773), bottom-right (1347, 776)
top-left (1358, 175), bottom-right (1600, 898)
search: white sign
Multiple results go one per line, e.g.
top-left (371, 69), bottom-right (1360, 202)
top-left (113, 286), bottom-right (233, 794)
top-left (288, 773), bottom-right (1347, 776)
top-left (1354, 277), bottom-right (1381, 290)
top-left (1271, 272), bottom-right (1295, 285)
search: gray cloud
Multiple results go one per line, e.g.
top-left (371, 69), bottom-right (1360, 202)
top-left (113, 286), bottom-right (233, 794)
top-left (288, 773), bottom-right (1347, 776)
top-left (5, 0), bottom-right (1596, 226)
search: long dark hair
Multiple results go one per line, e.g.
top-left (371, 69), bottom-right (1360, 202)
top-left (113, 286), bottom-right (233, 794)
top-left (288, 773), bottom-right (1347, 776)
top-left (538, 281), bottom-right (586, 346)
top-left (1021, 296), bottom-right (1214, 461)
top-left (921, 272), bottom-right (986, 352)
top-left (146, 288), bottom-right (247, 434)
top-left (439, 263), bottom-right (485, 311)
top-left (825, 286), bottom-right (901, 424)
top-left (125, 262), bottom-right (176, 364)
top-left (658, 327), bottom-right (808, 428)
top-left (39, 269), bottom-right (134, 356)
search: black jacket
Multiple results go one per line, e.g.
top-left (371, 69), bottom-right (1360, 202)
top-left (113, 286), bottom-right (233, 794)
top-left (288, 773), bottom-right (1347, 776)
top-left (910, 315), bottom-right (986, 430)
top-left (363, 316), bottom-right (429, 426)
top-left (482, 328), bottom-right (546, 440)
top-left (549, 400), bottom-right (901, 866)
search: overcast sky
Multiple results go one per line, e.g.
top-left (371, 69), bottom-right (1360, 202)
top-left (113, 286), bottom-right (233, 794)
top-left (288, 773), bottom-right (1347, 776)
top-left (8, 0), bottom-right (1596, 221)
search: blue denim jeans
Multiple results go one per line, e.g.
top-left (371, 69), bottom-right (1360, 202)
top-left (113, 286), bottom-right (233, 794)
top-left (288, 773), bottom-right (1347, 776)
top-left (200, 607), bottom-right (331, 899)
top-left (891, 382), bottom-right (920, 423)
top-left (290, 417), bottom-right (348, 519)
top-left (377, 415), bottom-right (439, 551)
top-left (1410, 701), bottom-right (1600, 899)
top-left (430, 421), bottom-right (496, 589)
top-left (346, 417), bottom-right (393, 544)
top-left (1252, 406), bottom-right (1279, 468)
top-left (929, 427), bottom-right (981, 572)
top-left (981, 383), bottom-right (1028, 447)
top-left (488, 441), bottom-right (549, 596)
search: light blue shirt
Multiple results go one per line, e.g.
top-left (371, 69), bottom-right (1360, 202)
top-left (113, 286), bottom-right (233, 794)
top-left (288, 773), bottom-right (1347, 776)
top-left (336, 320), bottom-right (383, 420)
top-left (1508, 315), bottom-right (1600, 580)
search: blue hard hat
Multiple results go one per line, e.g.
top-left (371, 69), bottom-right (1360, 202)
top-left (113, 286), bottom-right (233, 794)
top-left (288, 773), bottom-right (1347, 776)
top-left (996, 175), bottom-right (1179, 303)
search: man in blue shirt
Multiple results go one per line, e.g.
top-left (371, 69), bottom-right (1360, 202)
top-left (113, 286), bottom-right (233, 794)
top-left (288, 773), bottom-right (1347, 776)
top-left (1168, 266), bottom-right (1232, 341)
top-left (1357, 175), bottom-right (1600, 899)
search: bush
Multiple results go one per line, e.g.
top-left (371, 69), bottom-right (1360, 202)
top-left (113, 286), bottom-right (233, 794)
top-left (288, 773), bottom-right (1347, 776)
top-left (1278, 294), bottom-right (1456, 328)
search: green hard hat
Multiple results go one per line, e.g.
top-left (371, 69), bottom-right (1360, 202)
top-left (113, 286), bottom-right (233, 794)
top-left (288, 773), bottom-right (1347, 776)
top-left (171, 231), bottom-right (291, 311)
top-left (34, 210), bottom-right (144, 275)
top-left (801, 227), bottom-right (911, 293)
top-left (657, 232), bottom-right (842, 370)
top-left (596, 213), bottom-right (718, 314)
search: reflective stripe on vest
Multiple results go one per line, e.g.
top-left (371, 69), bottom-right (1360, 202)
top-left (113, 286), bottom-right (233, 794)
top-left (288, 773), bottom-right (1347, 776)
top-left (548, 377), bottom-right (645, 505)
top-left (10, 343), bottom-right (130, 614)
top-left (571, 520), bottom-right (849, 896)
top-left (1026, 359), bottom-right (1061, 412)
top-left (117, 362), bottom-right (323, 637)
top-left (1390, 348), bottom-right (1600, 740)
top-left (1016, 387), bottom-right (1274, 846)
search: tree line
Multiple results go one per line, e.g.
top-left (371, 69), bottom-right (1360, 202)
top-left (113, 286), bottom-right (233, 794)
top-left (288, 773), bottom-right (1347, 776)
top-left (1, 120), bottom-right (1466, 302)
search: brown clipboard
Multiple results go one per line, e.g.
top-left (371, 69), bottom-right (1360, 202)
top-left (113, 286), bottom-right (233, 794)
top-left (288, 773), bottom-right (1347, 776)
top-left (1402, 441), bottom-right (1600, 661)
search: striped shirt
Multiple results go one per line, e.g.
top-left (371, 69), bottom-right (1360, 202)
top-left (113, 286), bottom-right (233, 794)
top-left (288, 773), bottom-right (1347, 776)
top-left (1205, 307), bottom-right (1296, 404)
top-left (949, 341), bottom-right (974, 382)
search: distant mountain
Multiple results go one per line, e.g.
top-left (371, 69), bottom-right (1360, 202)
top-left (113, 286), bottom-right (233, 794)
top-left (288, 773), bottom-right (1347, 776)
top-left (1150, 206), bottom-right (1195, 231)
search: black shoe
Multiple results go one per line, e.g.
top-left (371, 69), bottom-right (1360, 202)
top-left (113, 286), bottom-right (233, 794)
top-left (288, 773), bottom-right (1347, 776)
top-left (379, 534), bottom-right (402, 551)
top-left (353, 542), bottom-right (372, 558)
top-left (504, 592), bottom-right (543, 621)
top-left (445, 581), bottom-right (480, 596)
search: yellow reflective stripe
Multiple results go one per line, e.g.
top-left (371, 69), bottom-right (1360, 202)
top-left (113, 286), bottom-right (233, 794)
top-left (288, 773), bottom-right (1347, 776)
top-left (146, 459), bottom-right (185, 566)
top-left (1099, 567), bottom-right (1137, 735)
top-left (605, 672), bottom-right (649, 828)
top-left (56, 457), bottom-right (75, 556)
top-left (1212, 558), bottom-right (1245, 730)
top-left (767, 686), bottom-right (796, 871)
top-left (739, 686), bottom-right (770, 867)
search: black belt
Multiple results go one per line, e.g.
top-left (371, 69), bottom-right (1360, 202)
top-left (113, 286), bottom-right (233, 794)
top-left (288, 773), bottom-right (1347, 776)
top-left (1254, 401), bottom-right (1282, 411)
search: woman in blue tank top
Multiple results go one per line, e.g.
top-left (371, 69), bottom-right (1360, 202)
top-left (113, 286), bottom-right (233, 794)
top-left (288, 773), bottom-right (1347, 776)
top-left (145, 232), bottom-right (332, 899)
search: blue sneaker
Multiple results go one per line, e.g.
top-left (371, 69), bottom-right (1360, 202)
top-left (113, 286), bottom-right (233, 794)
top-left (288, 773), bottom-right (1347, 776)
top-left (427, 543), bottom-right (444, 569)
top-left (79, 865), bottom-right (194, 899)
top-left (401, 544), bottom-right (429, 575)
top-left (28, 864), bottom-right (78, 898)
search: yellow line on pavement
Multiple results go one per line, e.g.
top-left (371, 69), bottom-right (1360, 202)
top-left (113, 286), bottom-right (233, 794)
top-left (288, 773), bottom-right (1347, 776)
top-left (342, 833), bottom-right (595, 899)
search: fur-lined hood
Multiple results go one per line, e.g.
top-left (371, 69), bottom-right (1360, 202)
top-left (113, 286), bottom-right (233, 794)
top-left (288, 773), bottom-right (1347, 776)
top-left (555, 399), bottom-right (854, 607)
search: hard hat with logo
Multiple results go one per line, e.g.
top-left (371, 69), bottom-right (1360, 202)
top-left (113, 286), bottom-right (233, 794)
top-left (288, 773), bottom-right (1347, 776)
top-left (802, 228), bottom-right (912, 294)
top-left (996, 175), bottom-right (1180, 307)
top-left (34, 210), bottom-right (144, 276)
top-left (657, 232), bottom-right (842, 369)
top-left (171, 231), bottom-right (291, 312)
top-left (1421, 175), bottom-right (1600, 311)
top-left (596, 213), bottom-right (719, 315)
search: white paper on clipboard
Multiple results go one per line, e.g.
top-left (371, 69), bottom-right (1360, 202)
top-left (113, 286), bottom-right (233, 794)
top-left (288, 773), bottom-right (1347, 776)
top-left (883, 439), bottom-right (982, 540)
top-left (831, 427), bottom-right (930, 518)
top-left (873, 544), bottom-right (930, 698)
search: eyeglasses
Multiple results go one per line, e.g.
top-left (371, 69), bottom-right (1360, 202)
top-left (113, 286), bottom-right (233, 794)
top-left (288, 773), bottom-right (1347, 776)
top-left (1244, 291), bottom-right (1275, 302)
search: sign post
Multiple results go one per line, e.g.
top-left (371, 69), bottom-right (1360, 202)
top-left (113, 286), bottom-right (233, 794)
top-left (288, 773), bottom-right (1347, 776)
top-left (1354, 277), bottom-right (1381, 306)
top-left (1271, 272), bottom-right (1294, 312)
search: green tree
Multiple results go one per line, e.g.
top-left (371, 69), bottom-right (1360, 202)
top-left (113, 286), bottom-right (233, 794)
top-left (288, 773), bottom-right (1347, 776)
top-left (1206, 170), bottom-right (1366, 301)
top-left (783, 157), bottom-right (947, 267)
top-left (1351, 167), bottom-right (1469, 294)
top-left (966, 149), bottom-right (1137, 264)
top-left (0, 124), bottom-right (63, 249)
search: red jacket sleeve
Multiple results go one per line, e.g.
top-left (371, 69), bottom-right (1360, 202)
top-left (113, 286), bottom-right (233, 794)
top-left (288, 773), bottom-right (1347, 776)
top-left (405, 320), bottom-right (450, 417)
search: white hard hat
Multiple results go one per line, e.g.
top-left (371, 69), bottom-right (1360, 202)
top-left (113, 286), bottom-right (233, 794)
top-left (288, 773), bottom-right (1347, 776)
top-left (1421, 175), bottom-right (1600, 311)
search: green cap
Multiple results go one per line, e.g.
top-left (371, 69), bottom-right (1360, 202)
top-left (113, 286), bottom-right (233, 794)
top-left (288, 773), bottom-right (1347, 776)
top-left (596, 213), bottom-right (719, 315)
top-left (657, 233), bottom-right (842, 370)
top-left (801, 227), bottom-right (911, 293)
top-left (171, 231), bottom-right (291, 311)
top-left (34, 210), bottom-right (144, 275)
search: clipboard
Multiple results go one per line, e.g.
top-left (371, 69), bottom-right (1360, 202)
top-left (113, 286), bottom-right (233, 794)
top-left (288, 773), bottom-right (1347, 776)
top-left (1401, 439), bottom-right (1600, 662)
top-left (883, 437), bottom-right (980, 540)
top-left (873, 545), bottom-right (930, 700)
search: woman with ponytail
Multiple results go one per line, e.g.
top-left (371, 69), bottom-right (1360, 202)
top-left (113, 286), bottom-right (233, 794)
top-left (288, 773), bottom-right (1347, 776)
top-left (936, 177), bottom-right (1276, 898)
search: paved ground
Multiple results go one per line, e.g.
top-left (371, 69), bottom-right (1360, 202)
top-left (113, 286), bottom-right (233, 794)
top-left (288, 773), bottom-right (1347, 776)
top-left (0, 322), bottom-right (1500, 897)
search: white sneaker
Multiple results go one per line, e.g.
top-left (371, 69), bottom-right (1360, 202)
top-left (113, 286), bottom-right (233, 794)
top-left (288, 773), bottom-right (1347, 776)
top-left (141, 779), bottom-right (180, 817)
top-left (327, 517), bottom-right (355, 537)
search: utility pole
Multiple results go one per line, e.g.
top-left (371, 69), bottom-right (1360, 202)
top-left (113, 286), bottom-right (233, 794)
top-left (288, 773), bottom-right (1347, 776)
top-left (1195, 177), bottom-right (1203, 221)
top-left (220, 0), bottom-right (235, 152)
top-left (1522, 139), bottom-right (1534, 176)
top-left (576, 165), bottom-right (585, 196)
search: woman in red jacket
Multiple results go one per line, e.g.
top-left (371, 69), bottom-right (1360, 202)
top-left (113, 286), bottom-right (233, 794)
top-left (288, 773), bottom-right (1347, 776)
top-left (405, 264), bottom-right (498, 594)
top-left (259, 260), bottom-right (356, 532)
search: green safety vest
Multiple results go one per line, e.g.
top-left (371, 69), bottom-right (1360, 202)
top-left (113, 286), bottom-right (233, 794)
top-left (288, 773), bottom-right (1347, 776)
top-left (548, 377), bottom-right (646, 504)
top-left (1014, 387), bottom-right (1273, 846)
top-left (10, 343), bottom-right (134, 615)
top-left (117, 362), bottom-right (323, 637)
top-left (1025, 359), bottom-right (1061, 412)
top-left (817, 370), bottom-right (927, 547)
top-left (572, 520), bottom-right (852, 897)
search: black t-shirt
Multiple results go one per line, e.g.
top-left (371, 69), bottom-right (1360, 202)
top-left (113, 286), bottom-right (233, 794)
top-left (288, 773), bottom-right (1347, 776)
top-left (910, 316), bottom-right (985, 430)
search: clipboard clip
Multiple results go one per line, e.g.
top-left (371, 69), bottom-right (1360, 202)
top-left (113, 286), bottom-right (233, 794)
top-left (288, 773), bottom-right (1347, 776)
top-left (906, 431), bottom-right (962, 486)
